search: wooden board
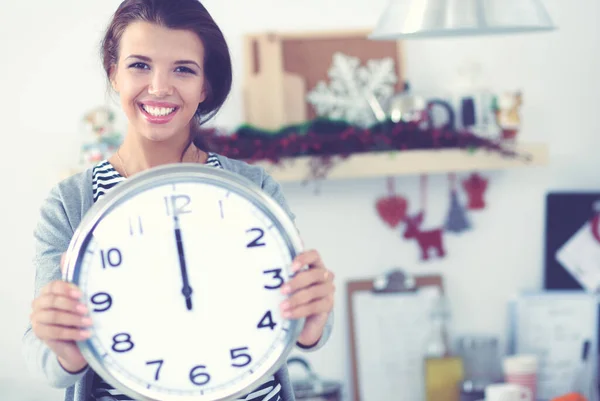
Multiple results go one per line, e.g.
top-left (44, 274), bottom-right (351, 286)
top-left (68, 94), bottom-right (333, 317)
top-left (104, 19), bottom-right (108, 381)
top-left (243, 29), bottom-right (405, 130)
top-left (346, 273), bottom-right (444, 401)
top-left (252, 142), bottom-right (549, 182)
top-left (58, 142), bottom-right (549, 185)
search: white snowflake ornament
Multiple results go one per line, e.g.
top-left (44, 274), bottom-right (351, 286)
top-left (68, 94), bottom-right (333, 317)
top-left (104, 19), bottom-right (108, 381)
top-left (307, 52), bottom-right (398, 127)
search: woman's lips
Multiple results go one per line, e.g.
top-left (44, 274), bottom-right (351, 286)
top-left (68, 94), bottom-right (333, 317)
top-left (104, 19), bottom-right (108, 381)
top-left (138, 102), bottom-right (179, 124)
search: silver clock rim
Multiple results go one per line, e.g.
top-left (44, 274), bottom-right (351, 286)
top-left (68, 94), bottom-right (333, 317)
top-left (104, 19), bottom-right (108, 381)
top-left (63, 162), bottom-right (306, 401)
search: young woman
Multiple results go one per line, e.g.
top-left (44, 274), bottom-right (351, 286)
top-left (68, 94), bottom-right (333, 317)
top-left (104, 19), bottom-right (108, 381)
top-left (23, 1), bottom-right (335, 400)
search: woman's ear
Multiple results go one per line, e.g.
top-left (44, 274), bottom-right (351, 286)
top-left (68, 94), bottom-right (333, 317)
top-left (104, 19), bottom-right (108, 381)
top-left (109, 64), bottom-right (119, 93)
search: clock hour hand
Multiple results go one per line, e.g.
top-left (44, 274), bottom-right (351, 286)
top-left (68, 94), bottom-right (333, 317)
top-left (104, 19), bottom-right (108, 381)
top-left (173, 215), bottom-right (193, 311)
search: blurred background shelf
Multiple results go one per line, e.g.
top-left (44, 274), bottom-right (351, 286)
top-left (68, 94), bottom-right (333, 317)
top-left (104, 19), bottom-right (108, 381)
top-left (59, 142), bottom-right (548, 183)
top-left (251, 142), bottom-right (549, 182)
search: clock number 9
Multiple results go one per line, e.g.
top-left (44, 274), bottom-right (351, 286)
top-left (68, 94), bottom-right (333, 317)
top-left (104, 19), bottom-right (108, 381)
top-left (90, 292), bottom-right (112, 312)
top-left (100, 248), bottom-right (122, 269)
top-left (189, 365), bottom-right (210, 386)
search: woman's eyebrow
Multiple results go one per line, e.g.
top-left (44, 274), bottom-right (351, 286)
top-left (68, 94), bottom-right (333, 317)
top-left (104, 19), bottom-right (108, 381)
top-left (125, 54), bottom-right (151, 62)
top-left (174, 60), bottom-right (201, 69)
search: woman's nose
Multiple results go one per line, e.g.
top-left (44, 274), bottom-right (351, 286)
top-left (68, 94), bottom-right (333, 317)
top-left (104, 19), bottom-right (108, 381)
top-left (148, 71), bottom-right (173, 97)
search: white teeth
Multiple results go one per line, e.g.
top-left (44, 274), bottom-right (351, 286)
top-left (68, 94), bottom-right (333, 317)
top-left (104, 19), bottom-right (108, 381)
top-left (142, 105), bottom-right (176, 116)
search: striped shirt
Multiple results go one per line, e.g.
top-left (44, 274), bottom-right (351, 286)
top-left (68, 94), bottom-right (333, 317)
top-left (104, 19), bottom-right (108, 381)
top-left (90, 152), bottom-right (282, 401)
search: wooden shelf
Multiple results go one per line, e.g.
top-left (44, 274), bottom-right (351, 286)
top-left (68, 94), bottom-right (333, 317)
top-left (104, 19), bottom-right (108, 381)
top-left (58, 143), bottom-right (548, 184)
top-left (251, 142), bottom-right (549, 182)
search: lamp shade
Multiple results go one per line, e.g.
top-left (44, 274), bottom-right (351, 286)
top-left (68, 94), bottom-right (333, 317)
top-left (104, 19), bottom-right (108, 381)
top-left (369, 0), bottom-right (557, 40)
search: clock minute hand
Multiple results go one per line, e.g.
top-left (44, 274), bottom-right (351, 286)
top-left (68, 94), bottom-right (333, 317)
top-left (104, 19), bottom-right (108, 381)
top-left (173, 215), bottom-right (193, 311)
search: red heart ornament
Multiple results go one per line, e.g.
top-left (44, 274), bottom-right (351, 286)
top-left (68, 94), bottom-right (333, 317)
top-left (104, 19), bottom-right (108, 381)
top-left (376, 195), bottom-right (408, 228)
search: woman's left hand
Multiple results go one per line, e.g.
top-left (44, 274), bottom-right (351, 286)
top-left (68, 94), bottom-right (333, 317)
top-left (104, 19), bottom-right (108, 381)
top-left (280, 249), bottom-right (335, 347)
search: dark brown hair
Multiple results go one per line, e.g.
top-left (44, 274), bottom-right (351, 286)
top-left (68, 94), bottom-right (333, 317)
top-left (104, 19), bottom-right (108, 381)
top-left (100, 0), bottom-right (232, 140)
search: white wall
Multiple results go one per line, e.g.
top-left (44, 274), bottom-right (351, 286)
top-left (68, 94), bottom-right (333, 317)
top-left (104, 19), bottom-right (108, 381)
top-left (1, 0), bottom-right (598, 399)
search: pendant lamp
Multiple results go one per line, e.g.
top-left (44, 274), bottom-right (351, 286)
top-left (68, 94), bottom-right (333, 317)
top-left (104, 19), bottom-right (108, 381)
top-left (369, 0), bottom-right (557, 40)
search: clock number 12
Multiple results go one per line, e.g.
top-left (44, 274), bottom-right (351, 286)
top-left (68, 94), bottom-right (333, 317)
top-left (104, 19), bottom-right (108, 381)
top-left (165, 194), bottom-right (192, 216)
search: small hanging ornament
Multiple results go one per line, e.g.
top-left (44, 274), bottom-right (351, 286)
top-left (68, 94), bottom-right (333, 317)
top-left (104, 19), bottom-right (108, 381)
top-left (375, 177), bottom-right (408, 228)
top-left (462, 172), bottom-right (489, 210)
top-left (445, 173), bottom-right (471, 233)
top-left (401, 175), bottom-right (446, 261)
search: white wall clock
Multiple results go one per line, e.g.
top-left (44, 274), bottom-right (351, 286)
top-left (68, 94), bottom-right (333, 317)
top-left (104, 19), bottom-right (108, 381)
top-left (63, 163), bottom-right (305, 401)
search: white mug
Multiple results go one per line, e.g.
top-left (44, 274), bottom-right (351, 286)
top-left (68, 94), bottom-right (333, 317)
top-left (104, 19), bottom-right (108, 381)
top-left (485, 383), bottom-right (532, 401)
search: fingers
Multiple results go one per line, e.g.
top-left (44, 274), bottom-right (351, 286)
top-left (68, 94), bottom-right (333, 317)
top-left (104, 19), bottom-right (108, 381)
top-left (39, 280), bottom-right (81, 299)
top-left (282, 264), bottom-right (334, 296)
top-left (281, 249), bottom-right (335, 319)
top-left (280, 282), bottom-right (334, 319)
top-left (33, 308), bottom-right (92, 327)
top-left (31, 280), bottom-right (90, 342)
top-left (32, 322), bottom-right (91, 342)
top-left (33, 294), bottom-right (87, 315)
top-left (290, 249), bottom-right (326, 273)
top-left (281, 292), bottom-right (334, 320)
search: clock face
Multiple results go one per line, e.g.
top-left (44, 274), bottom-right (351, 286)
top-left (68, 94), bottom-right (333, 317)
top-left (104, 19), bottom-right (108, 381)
top-left (68, 170), bottom-right (302, 401)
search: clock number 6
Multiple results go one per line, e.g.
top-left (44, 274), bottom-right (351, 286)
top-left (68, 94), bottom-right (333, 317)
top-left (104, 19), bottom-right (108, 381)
top-left (189, 365), bottom-right (210, 386)
top-left (230, 347), bottom-right (252, 368)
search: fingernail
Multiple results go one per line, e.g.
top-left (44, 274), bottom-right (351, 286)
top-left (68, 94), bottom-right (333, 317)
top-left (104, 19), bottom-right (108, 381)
top-left (282, 311), bottom-right (292, 319)
top-left (82, 317), bottom-right (93, 326)
top-left (280, 300), bottom-right (290, 310)
top-left (292, 261), bottom-right (301, 271)
top-left (281, 284), bottom-right (291, 294)
top-left (70, 289), bottom-right (81, 298)
top-left (76, 304), bottom-right (88, 314)
top-left (79, 330), bottom-right (91, 339)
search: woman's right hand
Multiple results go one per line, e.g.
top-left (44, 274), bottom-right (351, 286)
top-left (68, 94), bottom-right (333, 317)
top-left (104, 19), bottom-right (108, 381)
top-left (29, 254), bottom-right (92, 373)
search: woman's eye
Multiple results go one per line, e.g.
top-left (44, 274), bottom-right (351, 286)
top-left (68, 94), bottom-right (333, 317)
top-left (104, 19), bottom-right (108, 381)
top-left (128, 62), bottom-right (148, 70)
top-left (175, 66), bottom-right (196, 75)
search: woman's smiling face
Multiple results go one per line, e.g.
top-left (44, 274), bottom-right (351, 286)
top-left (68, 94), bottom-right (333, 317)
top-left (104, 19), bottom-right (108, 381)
top-left (110, 21), bottom-right (207, 143)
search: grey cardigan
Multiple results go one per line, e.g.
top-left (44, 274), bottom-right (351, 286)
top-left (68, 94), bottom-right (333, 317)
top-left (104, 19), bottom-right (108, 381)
top-left (22, 153), bottom-right (332, 401)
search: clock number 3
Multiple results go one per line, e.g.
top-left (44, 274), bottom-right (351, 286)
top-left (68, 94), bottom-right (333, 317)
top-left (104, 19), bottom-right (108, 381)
top-left (263, 268), bottom-right (284, 289)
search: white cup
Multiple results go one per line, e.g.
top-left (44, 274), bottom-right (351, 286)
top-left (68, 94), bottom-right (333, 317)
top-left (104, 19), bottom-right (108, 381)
top-left (485, 383), bottom-right (532, 401)
top-left (502, 354), bottom-right (538, 401)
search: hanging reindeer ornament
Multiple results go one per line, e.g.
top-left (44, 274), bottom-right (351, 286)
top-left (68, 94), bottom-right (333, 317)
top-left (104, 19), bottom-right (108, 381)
top-left (401, 175), bottom-right (446, 261)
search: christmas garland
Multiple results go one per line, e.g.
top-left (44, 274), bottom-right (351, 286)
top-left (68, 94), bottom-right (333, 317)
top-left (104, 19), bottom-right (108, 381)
top-left (196, 118), bottom-right (532, 179)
